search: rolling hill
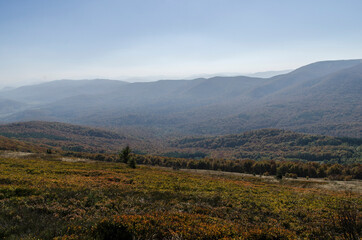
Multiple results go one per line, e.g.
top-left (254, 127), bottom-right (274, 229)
top-left (0, 134), bottom-right (46, 153)
top-left (1, 79), bottom-right (129, 104)
top-left (0, 59), bottom-right (361, 137)
top-left (0, 98), bottom-right (27, 116)
top-left (0, 121), bottom-right (149, 153)
top-left (169, 128), bottom-right (362, 164)
top-left (187, 62), bottom-right (362, 136)
top-left (0, 121), bottom-right (360, 164)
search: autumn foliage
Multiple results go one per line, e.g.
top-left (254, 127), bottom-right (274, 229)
top-left (0, 155), bottom-right (361, 239)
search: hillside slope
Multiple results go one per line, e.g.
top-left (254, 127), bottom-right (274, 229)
top-left (0, 121), bottom-right (148, 153)
top-left (1, 79), bottom-right (129, 104)
top-left (185, 62), bottom-right (362, 137)
top-left (1, 156), bottom-right (360, 239)
top-left (0, 60), bottom-right (361, 137)
top-left (169, 129), bottom-right (362, 163)
top-left (0, 135), bottom-right (46, 152)
top-left (0, 121), bottom-right (360, 164)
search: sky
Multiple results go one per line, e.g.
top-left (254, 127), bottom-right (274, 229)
top-left (0, 0), bottom-right (362, 87)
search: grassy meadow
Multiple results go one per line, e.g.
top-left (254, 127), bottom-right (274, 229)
top-left (0, 154), bottom-right (360, 239)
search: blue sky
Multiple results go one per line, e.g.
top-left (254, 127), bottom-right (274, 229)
top-left (1, 0), bottom-right (362, 86)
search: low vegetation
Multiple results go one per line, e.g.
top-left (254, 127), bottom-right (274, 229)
top-left (0, 122), bottom-right (361, 238)
top-left (0, 155), bottom-right (361, 239)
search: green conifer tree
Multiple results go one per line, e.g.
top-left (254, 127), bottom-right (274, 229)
top-left (119, 146), bottom-right (131, 163)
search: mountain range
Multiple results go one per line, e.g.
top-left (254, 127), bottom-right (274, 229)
top-left (0, 59), bottom-right (361, 137)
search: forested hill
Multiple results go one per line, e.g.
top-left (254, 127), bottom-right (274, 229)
top-left (0, 122), bottom-right (361, 179)
top-left (170, 129), bottom-right (362, 164)
top-left (0, 121), bottom-right (141, 153)
top-left (0, 121), bottom-right (361, 164)
top-left (0, 135), bottom-right (46, 153)
top-left (0, 59), bottom-right (361, 137)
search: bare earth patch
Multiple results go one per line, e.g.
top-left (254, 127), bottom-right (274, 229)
top-left (61, 157), bottom-right (94, 163)
top-left (0, 151), bottom-right (94, 163)
top-left (0, 151), bottom-right (35, 158)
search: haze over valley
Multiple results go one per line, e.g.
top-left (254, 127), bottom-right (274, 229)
top-left (0, 1), bottom-right (361, 239)
top-left (1, 59), bottom-right (361, 138)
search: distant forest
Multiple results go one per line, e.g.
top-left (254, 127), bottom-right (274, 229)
top-left (0, 121), bottom-right (361, 180)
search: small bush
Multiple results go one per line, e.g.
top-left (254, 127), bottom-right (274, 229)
top-left (333, 195), bottom-right (361, 240)
top-left (92, 219), bottom-right (133, 240)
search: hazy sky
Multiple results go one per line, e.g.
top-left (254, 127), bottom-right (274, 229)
top-left (1, 0), bottom-right (362, 87)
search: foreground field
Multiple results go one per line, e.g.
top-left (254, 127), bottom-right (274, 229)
top-left (0, 154), bottom-right (361, 239)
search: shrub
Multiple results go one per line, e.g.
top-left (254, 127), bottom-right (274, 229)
top-left (128, 158), bottom-right (136, 169)
top-left (242, 226), bottom-right (294, 240)
top-left (333, 195), bottom-right (361, 240)
top-left (92, 219), bottom-right (133, 240)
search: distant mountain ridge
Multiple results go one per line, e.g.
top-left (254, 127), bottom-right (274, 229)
top-left (0, 59), bottom-right (361, 137)
top-left (0, 79), bottom-right (129, 104)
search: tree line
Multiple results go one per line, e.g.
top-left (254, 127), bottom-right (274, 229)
top-left (133, 155), bottom-right (361, 180)
top-left (63, 150), bottom-right (361, 180)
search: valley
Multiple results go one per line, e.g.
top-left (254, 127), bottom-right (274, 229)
top-left (2, 1), bottom-right (362, 239)
top-left (0, 103), bottom-right (360, 239)
top-left (0, 60), bottom-right (361, 138)
top-left (0, 59), bottom-right (361, 240)
top-left (0, 121), bottom-right (360, 181)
